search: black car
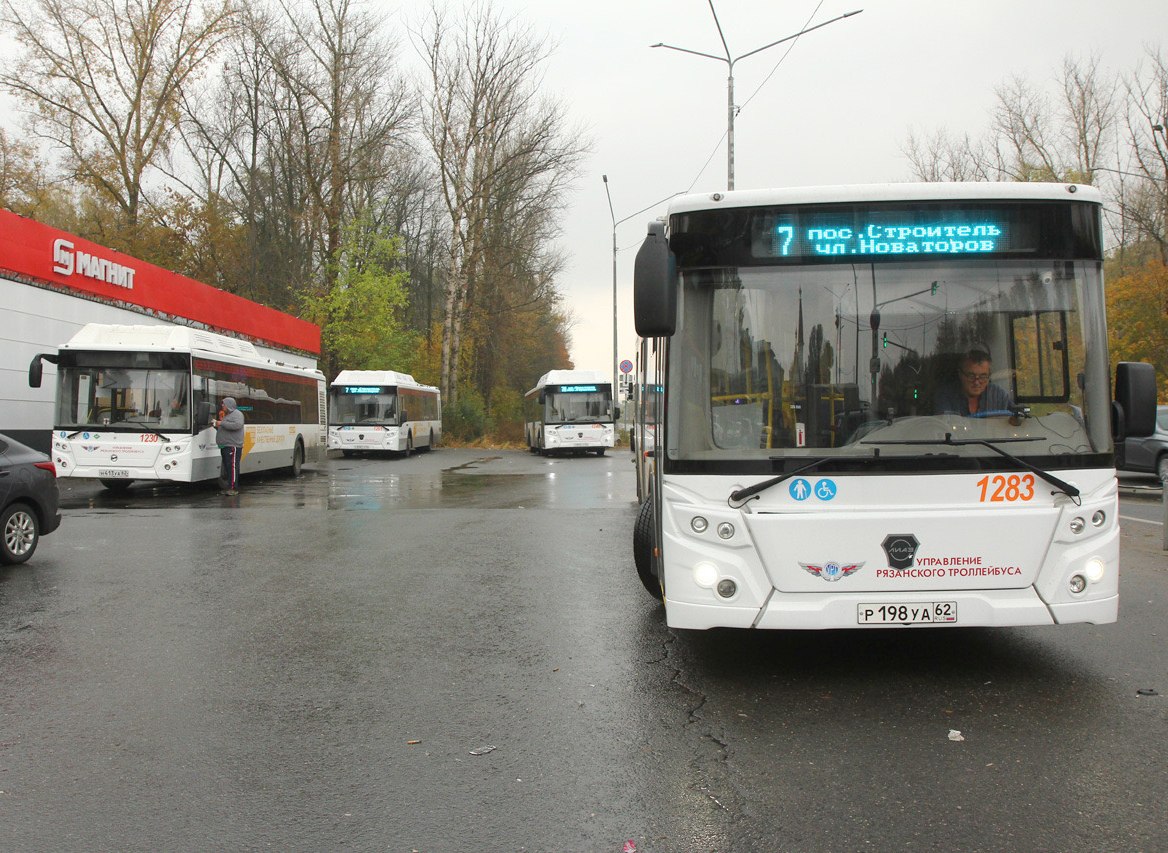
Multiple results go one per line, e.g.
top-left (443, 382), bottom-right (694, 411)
top-left (1122, 405), bottom-right (1168, 481)
top-left (0, 432), bottom-right (62, 564)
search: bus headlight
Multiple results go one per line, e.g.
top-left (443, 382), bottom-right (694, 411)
top-left (692, 562), bottom-right (719, 588)
top-left (1070, 517), bottom-right (1085, 534)
top-left (1084, 557), bottom-right (1106, 582)
top-left (716, 578), bottom-right (738, 598)
top-left (717, 522), bottom-right (735, 540)
top-left (1091, 511), bottom-right (1106, 527)
top-left (691, 516), bottom-right (709, 534)
top-left (1069, 574), bottom-right (1087, 594)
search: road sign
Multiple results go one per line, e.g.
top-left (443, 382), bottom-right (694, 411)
top-left (619, 359), bottom-right (633, 374)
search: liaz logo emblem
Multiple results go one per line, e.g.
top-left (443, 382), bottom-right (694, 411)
top-left (800, 561), bottom-right (863, 582)
top-left (882, 534), bottom-right (920, 570)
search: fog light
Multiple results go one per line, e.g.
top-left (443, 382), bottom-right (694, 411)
top-left (1091, 510), bottom-right (1106, 527)
top-left (691, 516), bottom-right (709, 533)
top-left (1069, 517), bottom-right (1085, 534)
top-left (1069, 574), bottom-right (1087, 594)
top-left (1085, 558), bottom-right (1106, 582)
top-left (716, 578), bottom-right (738, 598)
top-left (692, 562), bottom-right (719, 588)
top-left (717, 522), bottom-right (735, 540)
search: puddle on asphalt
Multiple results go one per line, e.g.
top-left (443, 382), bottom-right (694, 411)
top-left (60, 454), bottom-right (629, 511)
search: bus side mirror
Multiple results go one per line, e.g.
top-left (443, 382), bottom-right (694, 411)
top-left (28, 353), bottom-right (58, 388)
top-left (1113, 361), bottom-right (1156, 439)
top-left (195, 400), bottom-right (212, 430)
top-left (634, 221), bottom-right (677, 337)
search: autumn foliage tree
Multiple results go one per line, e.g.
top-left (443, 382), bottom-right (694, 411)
top-left (1106, 261), bottom-right (1168, 399)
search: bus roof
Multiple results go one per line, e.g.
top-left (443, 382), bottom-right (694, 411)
top-left (665, 182), bottom-right (1102, 216)
top-left (526, 369), bottom-right (610, 397)
top-left (331, 369), bottom-right (438, 393)
top-left (60, 323), bottom-right (324, 378)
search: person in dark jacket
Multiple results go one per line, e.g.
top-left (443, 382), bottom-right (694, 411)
top-left (213, 397), bottom-right (245, 495)
top-left (935, 349), bottom-right (1013, 417)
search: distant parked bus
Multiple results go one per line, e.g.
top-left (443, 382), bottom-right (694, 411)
top-left (29, 323), bottom-right (326, 491)
top-left (524, 369), bottom-right (616, 456)
top-left (327, 370), bottom-right (441, 456)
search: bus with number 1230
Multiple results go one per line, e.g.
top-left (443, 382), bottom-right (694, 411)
top-left (631, 182), bottom-right (1155, 631)
top-left (29, 323), bottom-right (326, 490)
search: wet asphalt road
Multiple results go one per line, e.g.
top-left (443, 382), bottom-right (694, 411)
top-left (2, 449), bottom-right (1166, 852)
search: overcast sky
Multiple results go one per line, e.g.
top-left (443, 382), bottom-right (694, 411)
top-left (396, 0), bottom-right (1162, 385)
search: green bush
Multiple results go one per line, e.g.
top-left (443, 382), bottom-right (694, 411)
top-left (444, 389), bottom-right (488, 441)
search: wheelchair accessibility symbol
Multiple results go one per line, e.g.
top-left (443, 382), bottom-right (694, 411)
top-left (789, 478), bottom-right (837, 502)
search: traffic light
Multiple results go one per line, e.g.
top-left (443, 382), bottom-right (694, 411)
top-left (882, 332), bottom-right (888, 348)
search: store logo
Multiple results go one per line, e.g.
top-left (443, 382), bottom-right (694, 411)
top-left (882, 534), bottom-right (920, 570)
top-left (52, 239), bottom-right (136, 289)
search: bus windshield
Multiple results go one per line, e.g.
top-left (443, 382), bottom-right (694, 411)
top-left (54, 351), bottom-right (191, 431)
top-left (545, 390), bottom-right (612, 423)
top-left (668, 258), bottom-right (1112, 466)
top-left (330, 388), bottom-right (397, 426)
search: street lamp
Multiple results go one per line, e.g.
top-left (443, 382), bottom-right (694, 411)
top-left (652, 3), bottom-right (862, 190)
top-left (603, 175), bottom-right (684, 411)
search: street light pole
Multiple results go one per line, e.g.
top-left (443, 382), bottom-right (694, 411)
top-left (653, 3), bottom-right (862, 190)
top-left (603, 176), bottom-right (684, 414)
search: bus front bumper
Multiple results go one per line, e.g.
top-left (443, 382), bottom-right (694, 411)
top-left (664, 588), bottom-right (1118, 630)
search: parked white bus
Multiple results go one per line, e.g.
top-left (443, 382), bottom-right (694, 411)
top-left (524, 369), bottom-right (616, 456)
top-left (631, 182), bottom-right (1156, 630)
top-left (29, 324), bottom-right (326, 491)
top-left (327, 370), bottom-right (441, 455)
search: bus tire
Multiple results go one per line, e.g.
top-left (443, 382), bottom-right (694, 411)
top-left (424, 428), bottom-right (435, 451)
top-left (290, 440), bottom-right (305, 477)
top-left (405, 432), bottom-right (413, 456)
top-left (596, 448), bottom-right (606, 456)
top-left (634, 498), bottom-right (662, 598)
top-left (1, 502), bottom-right (40, 565)
top-left (100, 478), bottom-right (133, 492)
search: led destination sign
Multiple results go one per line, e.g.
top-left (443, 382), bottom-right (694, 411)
top-left (764, 215), bottom-right (1008, 258)
top-left (670, 200), bottom-right (1101, 267)
top-left (556, 384), bottom-right (601, 393)
top-left (755, 210), bottom-right (1015, 259)
top-left (342, 386), bottom-right (385, 394)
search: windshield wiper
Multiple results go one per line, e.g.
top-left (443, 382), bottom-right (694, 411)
top-left (862, 433), bottom-right (1079, 499)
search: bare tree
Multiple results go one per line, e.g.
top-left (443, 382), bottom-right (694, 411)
top-left (903, 55), bottom-right (1118, 186)
top-left (0, 0), bottom-right (237, 231)
top-left (418, 0), bottom-right (586, 404)
top-left (1118, 47), bottom-right (1168, 264)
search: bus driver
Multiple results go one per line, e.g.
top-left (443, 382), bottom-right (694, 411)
top-left (935, 349), bottom-right (1013, 417)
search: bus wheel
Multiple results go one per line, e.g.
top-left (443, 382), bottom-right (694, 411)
top-left (595, 448), bottom-right (606, 456)
top-left (633, 498), bottom-right (662, 598)
top-left (1157, 453), bottom-right (1168, 483)
top-left (423, 429), bottom-right (435, 452)
top-left (405, 433), bottom-right (413, 456)
top-left (290, 441), bottom-right (305, 477)
top-left (1, 502), bottom-right (40, 565)
top-left (99, 478), bottom-right (134, 492)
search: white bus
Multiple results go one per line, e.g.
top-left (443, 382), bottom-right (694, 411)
top-left (631, 182), bottom-right (1156, 630)
top-left (525, 369), bottom-right (616, 456)
top-left (29, 324), bottom-right (326, 491)
top-left (327, 370), bottom-right (441, 455)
